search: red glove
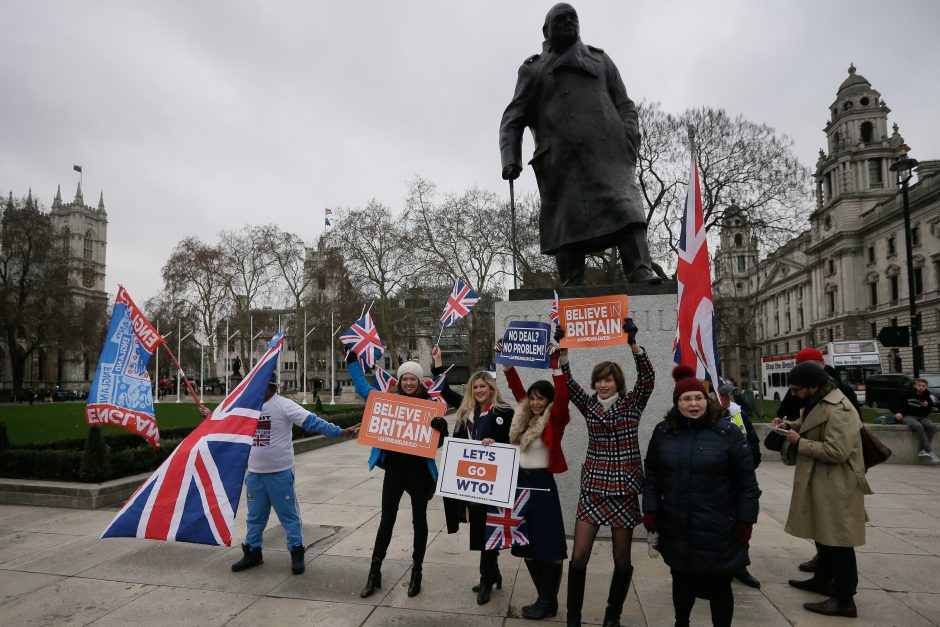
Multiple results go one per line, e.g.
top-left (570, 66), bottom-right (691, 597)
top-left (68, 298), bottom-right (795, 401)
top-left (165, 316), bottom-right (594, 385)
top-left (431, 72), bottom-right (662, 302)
top-left (734, 522), bottom-right (753, 547)
top-left (642, 512), bottom-right (657, 532)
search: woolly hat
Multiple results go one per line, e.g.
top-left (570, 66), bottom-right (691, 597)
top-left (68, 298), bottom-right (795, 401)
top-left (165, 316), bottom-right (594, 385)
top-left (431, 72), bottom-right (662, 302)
top-left (672, 364), bottom-right (707, 401)
top-left (397, 361), bottom-right (424, 380)
top-left (787, 362), bottom-right (829, 387)
top-left (795, 348), bottom-right (825, 364)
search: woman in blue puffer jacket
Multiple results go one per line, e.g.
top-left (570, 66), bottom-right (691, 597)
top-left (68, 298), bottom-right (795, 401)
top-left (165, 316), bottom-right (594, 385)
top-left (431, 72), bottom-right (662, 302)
top-left (642, 365), bottom-right (761, 627)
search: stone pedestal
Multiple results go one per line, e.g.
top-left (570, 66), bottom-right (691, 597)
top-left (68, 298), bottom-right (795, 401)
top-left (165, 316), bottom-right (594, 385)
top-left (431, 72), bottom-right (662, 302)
top-left (495, 282), bottom-right (678, 536)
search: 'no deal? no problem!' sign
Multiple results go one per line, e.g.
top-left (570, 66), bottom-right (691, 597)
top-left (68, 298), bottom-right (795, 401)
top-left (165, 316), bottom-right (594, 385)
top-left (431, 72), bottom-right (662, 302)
top-left (558, 294), bottom-right (628, 348)
top-left (435, 437), bottom-right (520, 508)
top-left (357, 391), bottom-right (445, 459)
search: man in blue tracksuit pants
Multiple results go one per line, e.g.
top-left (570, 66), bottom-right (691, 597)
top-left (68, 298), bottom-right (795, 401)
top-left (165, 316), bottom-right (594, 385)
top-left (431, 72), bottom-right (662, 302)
top-left (232, 374), bottom-right (358, 574)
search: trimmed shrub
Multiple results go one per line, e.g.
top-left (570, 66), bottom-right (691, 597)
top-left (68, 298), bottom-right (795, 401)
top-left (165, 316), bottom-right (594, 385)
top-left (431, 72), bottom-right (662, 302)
top-left (79, 426), bottom-right (112, 483)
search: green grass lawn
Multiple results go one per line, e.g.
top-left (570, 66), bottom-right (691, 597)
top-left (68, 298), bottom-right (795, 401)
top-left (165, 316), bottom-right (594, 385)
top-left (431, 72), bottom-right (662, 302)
top-left (0, 401), bottom-right (361, 446)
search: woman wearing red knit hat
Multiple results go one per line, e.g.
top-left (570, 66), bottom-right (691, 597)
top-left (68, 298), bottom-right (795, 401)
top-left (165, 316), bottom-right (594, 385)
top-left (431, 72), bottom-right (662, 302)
top-left (642, 365), bottom-right (761, 627)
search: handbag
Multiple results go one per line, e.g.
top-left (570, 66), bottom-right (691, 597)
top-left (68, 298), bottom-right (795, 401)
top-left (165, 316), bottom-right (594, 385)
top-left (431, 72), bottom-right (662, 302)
top-left (763, 428), bottom-right (786, 452)
top-left (860, 425), bottom-right (891, 470)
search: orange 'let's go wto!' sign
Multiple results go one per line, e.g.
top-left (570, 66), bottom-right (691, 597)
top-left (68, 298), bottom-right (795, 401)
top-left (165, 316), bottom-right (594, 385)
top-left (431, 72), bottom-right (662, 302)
top-left (558, 294), bottom-right (628, 348)
top-left (357, 391), bottom-right (445, 458)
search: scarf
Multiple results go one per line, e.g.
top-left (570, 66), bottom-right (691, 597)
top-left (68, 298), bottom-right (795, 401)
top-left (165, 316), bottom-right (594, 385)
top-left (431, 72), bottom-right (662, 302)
top-left (509, 398), bottom-right (553, 451)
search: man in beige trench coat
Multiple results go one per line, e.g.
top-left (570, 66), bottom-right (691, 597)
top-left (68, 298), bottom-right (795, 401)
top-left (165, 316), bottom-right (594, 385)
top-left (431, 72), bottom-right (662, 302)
top-left (773, 362), bottom-right (871, 618)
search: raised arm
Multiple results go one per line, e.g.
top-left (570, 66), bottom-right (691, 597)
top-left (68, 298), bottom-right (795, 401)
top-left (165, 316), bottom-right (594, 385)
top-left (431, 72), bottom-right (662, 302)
top-left (549, 350), bottom-right (570, 430)
top-left (346, 354), bottom-right (377, 401)
top-left (624, 348), bottom-right (655, 413)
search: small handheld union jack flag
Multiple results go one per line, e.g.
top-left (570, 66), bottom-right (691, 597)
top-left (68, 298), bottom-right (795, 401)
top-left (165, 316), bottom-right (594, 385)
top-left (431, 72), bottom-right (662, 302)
top-left (549, 290), bottom-right (560, 325)
top-left (101, 333), bottom-right (284, 546)
top-left (374, 367), bottom-right (398, 393)
top-left (423, 373), bottom-right (447, 405)
top-left (340, 313), bottom-right (385, 370)
top-left (440, 278), bottom-right (480, 328)
top-left (485, 488), bottom-right (531, 550)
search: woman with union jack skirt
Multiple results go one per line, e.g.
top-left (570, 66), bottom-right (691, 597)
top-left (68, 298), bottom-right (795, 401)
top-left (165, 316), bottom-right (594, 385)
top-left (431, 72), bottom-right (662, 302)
top-left (559, 318), bottom-right (654, 627)
top-left (446, 370), bottom-right (513, 605)
top-left (494, 339), bottom-right (570, 620)
top-left (348, 346), bottom-right (451, 600)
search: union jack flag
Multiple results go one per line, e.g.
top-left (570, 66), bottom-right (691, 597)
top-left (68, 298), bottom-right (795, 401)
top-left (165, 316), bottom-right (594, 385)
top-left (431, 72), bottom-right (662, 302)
top-left (423, 373), bottom-right (447, 405)
top-left (374, 367), bottom-right (398, 393)
top-left (673, 154), bottom-right (720, 386)
top-left (440, 279), bottom-right (480, 327)
top-left (549, 290), bottom-right (560, 325)
top-left (101, 334), bottom-right (284, 546)
top-left (340, 313), bottom-right (384, 370)
top-left (485, 488), bottom-right (531, 550)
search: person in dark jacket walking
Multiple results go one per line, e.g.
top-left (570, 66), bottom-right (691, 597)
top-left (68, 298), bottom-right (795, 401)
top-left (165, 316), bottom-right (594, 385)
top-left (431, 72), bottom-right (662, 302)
top-left (349, 348), bottom-right (450, 600)
top-left (643, 366), bottom-right (761, 627)
top-left (496, 340), bottom-right (570, 619)
top-left (450, 370), bottom-right (513, 605)
top-left (560, 318), bottom-right (654, 627)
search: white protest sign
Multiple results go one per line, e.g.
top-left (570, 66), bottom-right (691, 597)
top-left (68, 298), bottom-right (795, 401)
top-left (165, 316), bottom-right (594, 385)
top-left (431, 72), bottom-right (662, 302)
top-left (435, 437), bottom-right (520, 508)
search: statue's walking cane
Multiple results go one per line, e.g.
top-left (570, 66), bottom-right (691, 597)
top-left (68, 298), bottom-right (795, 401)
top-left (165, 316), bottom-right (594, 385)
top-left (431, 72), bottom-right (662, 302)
top-left (509, 179), bottom-right (518, 290)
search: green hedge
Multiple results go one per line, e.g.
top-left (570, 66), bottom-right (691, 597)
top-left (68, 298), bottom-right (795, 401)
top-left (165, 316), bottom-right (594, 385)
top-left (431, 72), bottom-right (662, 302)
top-left (0, 406), bottom-right (364, 483)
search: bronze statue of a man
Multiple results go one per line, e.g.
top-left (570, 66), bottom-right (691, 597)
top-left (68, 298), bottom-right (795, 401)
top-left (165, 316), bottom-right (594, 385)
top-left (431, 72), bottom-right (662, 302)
top-left (499, 3), bottom-right (660, 286)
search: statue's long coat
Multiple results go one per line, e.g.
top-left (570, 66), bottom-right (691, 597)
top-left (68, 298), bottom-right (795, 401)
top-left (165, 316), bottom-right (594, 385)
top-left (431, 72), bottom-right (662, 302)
top-left (499, 40), bottom-right (646, 254)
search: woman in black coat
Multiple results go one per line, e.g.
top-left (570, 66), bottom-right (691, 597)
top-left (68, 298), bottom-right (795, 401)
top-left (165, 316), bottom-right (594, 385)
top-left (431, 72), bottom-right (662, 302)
top-left (642, 366), bottom-right (761, 627)
top-left (450, 371), bottom-right (513, 605)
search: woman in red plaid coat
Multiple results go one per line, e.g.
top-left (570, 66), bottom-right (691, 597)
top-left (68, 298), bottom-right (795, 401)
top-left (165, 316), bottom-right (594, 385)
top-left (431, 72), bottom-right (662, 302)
top-left (559, 318), bottom-right (655, 627)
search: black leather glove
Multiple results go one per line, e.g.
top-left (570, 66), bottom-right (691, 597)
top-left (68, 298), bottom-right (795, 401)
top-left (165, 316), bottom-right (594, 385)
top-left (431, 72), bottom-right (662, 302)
top-left (502, 164), bottom-right (522, 181)
top-left (431, 417), bottom-right (449, 437)
top-left (554, 325), bottom-right (565, 343)
top-left (345, 350), bottom-right (357, 364)
top-left (623, 318), bottom-right (638, 346)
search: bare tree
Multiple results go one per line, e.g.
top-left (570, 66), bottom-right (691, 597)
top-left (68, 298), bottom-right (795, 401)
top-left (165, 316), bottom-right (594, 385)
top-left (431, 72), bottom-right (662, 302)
top-left (406, 177), bottom-right (510, 370)
top-left (637, 103), bottom-right (813, 275)
top-left (0, 194), bottom-right (70, 395)
top-left (327, 200), bottom-right (424, 366)
top-left (160, 237), bottom-right (229, 377)
top-left (218, 226), bottom-right (276, 365)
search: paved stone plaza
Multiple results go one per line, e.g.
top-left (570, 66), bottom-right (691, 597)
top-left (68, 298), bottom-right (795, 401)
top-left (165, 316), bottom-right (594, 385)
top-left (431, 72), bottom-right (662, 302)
top-left (2, 428), bottom-right (940, 626)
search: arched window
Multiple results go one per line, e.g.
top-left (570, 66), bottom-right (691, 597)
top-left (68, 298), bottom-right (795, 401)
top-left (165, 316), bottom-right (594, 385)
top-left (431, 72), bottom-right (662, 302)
top-left (84, 231), bottom-right (93, 260)
top-left (860, 121), bottom-right (873, 143)
top-left (62, 227), bottom-right (70, 254)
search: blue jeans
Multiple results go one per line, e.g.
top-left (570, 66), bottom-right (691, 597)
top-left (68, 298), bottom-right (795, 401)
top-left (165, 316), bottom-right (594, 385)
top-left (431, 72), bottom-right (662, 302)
top-left (244, 469), bottom-right (303, 550)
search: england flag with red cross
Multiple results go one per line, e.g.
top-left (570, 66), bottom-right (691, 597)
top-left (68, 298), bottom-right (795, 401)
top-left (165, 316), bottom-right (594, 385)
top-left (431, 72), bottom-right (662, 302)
top-left (440, 278), bottom-right (480, 327)
top-left (485, 488), bottom-right (531, 550)
top-left (101, 334), bottom-right (284, 546)
top-left (673, 154), bottom-right (721, 386)
top-left (340, 312), bottom-right (385, 370)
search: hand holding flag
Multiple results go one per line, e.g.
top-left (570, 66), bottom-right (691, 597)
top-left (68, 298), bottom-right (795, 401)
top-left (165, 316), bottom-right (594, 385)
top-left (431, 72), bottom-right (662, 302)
top-left (340, 312), bottom-right (385, 370)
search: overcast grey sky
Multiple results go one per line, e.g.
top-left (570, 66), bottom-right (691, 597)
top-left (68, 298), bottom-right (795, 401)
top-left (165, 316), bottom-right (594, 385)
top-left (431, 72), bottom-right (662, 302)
top-left (3, 0), bottom-right (939, 304)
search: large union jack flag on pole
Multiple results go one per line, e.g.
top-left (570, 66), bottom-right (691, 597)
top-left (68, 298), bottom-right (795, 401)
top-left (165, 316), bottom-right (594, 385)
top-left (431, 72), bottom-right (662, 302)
top-left (101, 334), bottom-right (284, 546)
top-left (340, 313), bottom-right (384, 370)
top-left (485, 488), bottom-right (531, 550)
top-left (673, 148), bottom-right (721, 387)
top-left (440, 278), bottom-right (480, 327)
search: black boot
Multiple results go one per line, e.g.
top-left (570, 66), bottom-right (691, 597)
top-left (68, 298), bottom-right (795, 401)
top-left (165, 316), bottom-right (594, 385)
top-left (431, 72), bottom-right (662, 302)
top-left (231, 543), bottom-right (263, 572)
top-left (407, 562), bottom-right (422, 597)
top-left (566, 565), bottom-right (587, 627)
top-left (476, 550), bottom-right (500, 605)
top-left (602, 565), bottom-right (634, 627)
top-left (734, 567), bottom-right (761, 589)
top-left (523, 560), bottom-right (560, 620)
top-left (471, 563), bottom-right (502, 592)
top-left (289, 544), bottom-right (305, 575)
top-left (359, 558), bottom-right (382, 598)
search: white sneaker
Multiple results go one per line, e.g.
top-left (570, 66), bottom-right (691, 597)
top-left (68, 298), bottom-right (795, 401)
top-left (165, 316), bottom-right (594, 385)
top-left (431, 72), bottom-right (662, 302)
top-left (929, 453), bottom-right (940, 463)
top-left (918, 450), bottom-right (931, 458)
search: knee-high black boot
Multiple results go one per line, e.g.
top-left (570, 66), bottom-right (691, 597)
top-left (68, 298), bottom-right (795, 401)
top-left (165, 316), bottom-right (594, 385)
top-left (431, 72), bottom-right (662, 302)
top-left (602, 565), bottom-right (634, 627)
top-left (477, 550), bottom-right (500, 605)
top-left (360, 524), bottom-right (392, 598)
top-left (566, 565), bottom-right (587, 627)
top-left (523, 560), bottom-right (561, 619)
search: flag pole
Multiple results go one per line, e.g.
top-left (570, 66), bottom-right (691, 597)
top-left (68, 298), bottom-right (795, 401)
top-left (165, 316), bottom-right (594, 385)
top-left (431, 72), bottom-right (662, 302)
top-left (161, 341), bottom-right (205, 411)
top-left (509, 179), bottom-right (518, 290)
top-left (436, 324), bottom-right (445, 346)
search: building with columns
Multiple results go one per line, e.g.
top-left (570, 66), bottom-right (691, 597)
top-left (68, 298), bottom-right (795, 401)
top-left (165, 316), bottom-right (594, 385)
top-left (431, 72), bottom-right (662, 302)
top-left (714, 65), bottom-right (940, 393)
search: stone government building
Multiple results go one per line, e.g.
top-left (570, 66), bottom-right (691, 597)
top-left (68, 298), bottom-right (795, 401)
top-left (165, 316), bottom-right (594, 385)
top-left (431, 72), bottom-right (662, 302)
top-left (714, 65), bottom-right (940, 391)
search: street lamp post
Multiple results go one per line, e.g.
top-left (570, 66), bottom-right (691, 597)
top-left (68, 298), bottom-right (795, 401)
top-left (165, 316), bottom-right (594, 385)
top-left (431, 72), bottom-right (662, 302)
top-left (198, 333), bottom-right (216, 403)
top-left (224, 320), bottom-right (240, 397)
top-left (176, 320), bottom-right (193, 403)
top-left (302, 312), bottom-right (317, 404)
top-left (154, 324), bottom-right (173, 404)
top-left (890, 144), bottom-right (920, 377)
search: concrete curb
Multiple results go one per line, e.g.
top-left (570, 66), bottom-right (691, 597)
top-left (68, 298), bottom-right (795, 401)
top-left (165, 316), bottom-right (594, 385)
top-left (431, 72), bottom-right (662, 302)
top-left (0, 434), bottom-right (344, 510)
